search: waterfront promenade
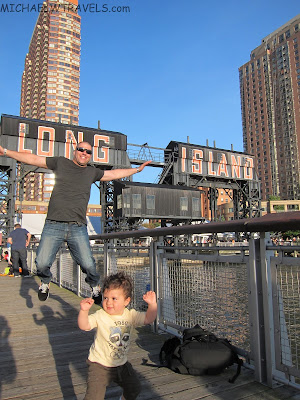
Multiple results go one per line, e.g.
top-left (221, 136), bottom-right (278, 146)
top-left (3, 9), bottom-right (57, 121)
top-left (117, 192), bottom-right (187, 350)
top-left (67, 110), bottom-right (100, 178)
top-left (1, 266), bottom-right (299, 400)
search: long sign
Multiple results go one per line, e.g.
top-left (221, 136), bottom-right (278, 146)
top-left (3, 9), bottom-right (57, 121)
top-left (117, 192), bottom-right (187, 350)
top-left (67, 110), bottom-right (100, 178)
top-left (0, 114), bottom-right (128, 167)
top-left (168, 141), bottom-right (256, 181)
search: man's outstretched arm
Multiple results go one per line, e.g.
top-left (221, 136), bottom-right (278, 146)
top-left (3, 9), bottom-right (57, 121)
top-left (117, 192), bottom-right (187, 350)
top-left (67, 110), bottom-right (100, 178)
top-left (0, 145), bottom-right (48, 168)
top-left (101, 160), bottom-right (152, 181)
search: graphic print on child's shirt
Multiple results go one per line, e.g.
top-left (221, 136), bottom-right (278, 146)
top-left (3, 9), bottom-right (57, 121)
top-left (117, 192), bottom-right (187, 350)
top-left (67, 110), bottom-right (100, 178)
top-left (108, 325), bottom-right (131, 360)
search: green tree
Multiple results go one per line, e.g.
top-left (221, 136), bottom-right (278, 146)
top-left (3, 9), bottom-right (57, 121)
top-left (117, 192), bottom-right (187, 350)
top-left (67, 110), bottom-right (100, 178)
top-left (282, 230), bottom-right (300, 240)
top-left (268, 195), bottom-right (284, 211)
top-left (268, 195), bottom-right (281, 200)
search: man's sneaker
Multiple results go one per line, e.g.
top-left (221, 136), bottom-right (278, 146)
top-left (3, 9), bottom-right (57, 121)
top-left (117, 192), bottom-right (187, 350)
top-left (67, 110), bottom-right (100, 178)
top-left (38, 282), bottom-right (50, 301)
top-left (91, 286), bottom-right (102, 305)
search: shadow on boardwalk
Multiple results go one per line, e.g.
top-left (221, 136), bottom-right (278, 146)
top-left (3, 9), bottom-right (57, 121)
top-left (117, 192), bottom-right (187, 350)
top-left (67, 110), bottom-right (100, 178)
top-left (0, 266), bottom-right (299, 400)
top-left (0, 315), bottom-right (17, 399)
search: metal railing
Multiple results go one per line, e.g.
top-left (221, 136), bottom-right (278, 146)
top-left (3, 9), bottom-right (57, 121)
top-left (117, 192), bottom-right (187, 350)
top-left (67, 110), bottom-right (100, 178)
top-left (27, 211), bottom-right (300, 389)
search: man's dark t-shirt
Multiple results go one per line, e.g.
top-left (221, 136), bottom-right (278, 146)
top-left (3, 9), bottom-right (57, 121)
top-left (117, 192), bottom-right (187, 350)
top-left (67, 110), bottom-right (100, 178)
top-left (8, 227), bottom-right (29, 250)
top-left (46, 157), bottom-right (104, 225)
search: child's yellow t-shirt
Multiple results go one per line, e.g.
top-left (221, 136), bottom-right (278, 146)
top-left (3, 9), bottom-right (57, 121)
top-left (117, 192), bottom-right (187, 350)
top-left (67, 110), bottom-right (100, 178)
top-left (87, 308), bottom-right (146, 367)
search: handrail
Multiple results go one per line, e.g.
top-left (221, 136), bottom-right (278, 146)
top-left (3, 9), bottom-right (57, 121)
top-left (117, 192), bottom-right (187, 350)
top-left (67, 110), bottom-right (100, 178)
top-left (89, 211), bottom-right (300, 241)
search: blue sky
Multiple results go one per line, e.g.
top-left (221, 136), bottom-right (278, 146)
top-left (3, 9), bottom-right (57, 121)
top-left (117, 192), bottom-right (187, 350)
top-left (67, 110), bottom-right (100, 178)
top-left (0, 0), bottom-right (299, 203)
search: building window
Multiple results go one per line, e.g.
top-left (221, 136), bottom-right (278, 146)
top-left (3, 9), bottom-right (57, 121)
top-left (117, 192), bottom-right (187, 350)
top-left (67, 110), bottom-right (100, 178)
top-left (117, 195), bottom-right (122, 209)
top-left (192, 197), bottom-right (200, 213)
top-left (23, 205), bottom-right (36, 211)
top-left (132, 194), bottom-right (141, 209)
top-left (146, 195), bottom-right (155, 210)
top-left (123, 194), bottom-right (130, 209)
top-left (180, 197), bottom-right (188, 211)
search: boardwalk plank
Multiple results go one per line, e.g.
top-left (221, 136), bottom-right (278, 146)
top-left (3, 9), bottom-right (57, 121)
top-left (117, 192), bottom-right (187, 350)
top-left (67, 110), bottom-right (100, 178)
top-left (0, 269), bottom-right (297, 400)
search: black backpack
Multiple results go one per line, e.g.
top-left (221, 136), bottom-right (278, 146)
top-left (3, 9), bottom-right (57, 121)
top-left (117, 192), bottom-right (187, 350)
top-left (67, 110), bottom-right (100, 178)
top-left (157, 325), bottom-right (243, 383)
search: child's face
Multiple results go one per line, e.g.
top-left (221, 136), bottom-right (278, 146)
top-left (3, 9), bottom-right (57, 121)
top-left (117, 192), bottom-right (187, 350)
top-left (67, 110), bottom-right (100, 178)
top-left (102, 287), bottom-right (130, 316)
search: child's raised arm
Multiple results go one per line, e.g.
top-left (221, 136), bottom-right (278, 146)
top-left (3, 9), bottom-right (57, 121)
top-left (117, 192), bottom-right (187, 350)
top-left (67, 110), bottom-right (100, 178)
top-left (143, 291), bottom-right (157, 325)
top-left (78, 298), bottom-right (94, 331)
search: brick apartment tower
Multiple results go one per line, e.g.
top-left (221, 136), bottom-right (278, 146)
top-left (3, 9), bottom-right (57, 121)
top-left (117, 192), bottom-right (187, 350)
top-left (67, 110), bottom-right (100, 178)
top-left (239, 15), bottom-right (300, 201)
top-left (19, 0), bottom-right (81, 201)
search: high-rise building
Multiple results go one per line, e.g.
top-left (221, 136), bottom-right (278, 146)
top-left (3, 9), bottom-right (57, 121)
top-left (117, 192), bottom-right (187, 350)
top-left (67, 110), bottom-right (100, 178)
top-left (19, 0), bottom-right (81, 201)
top-left (239, 15), bottom-right (300, 201)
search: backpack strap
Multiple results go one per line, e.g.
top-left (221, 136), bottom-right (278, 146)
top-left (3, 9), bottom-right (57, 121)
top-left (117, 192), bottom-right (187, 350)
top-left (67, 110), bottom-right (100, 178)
top-left (141, 358), bottom-right (162, 368)
top-left (154, 343), bottom-right (190, 374)
top-left (170, 344), bottom-right (189, 374)
top-left (170, 358), bottom-right (189, 374)
top-left (159, 347), bottom-right (164, 364)
top-left (171, 345), bottom-right (207, 375)
top-left (228, 357), bottom-right (243, 383)
top-left (183, 328), bottom-right (218, 343)
top-left (159, 336), bottom-right (181, 365)
top-left (220, 339), bottom-right (243, 384)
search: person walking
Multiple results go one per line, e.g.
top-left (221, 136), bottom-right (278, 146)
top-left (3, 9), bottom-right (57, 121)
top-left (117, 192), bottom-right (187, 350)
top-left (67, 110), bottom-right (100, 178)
top-left (0, 143), bottom-right (151, 302)
top-left (78, 272), bottom-right (157, 400)
top-left (7, 223), bottom-right (31, 277)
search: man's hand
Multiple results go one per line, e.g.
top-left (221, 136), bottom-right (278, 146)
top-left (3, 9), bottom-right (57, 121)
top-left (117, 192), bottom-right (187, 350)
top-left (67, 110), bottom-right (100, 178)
top-left (0, 146), bottom-right (48, 168)
top-left (101, 159), bottom-right (153, 182)
top-left (138, 160), bottom-right (152, 172)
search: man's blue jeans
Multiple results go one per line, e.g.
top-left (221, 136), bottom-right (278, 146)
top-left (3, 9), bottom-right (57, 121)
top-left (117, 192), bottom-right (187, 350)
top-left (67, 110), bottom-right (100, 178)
top-left (35, 220), bottom-right (100, 287)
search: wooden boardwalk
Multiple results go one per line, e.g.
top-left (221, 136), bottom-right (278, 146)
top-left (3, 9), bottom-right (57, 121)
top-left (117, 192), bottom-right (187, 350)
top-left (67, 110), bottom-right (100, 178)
top-left (0, 266), bottom-right (299, 400)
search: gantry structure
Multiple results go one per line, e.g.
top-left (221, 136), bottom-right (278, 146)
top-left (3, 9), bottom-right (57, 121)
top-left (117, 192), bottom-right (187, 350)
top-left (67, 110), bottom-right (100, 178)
top-left (0, 115), bottom-right (261, 238)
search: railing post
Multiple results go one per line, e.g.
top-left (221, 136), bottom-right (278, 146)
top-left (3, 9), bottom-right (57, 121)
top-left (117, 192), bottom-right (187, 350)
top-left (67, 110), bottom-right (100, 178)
top-left (104, 240), bottom-right (116, 276)
top-left (30, 249), bottom-right (34, 274)
top-left (259, 232), bottom-right (277, 387)
top-left (153, 236), bottom-right (166, 332)
top-left (248, 236), bottom-right (267, 383)
top-left (149, 238), bottom-right (161, 333)
top-left (76, 262), bottom-right (81, 297)
top-left (103, 241), bottom-right (109, 276)
top-left (58, 248), bottom-right (62, 288)
top-left (248, 232), bottom-right (279, 387)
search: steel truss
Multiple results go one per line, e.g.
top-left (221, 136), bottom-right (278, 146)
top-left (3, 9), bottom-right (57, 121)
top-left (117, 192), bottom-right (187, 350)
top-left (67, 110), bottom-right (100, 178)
top-left (101, 142), bottom-right (261, 231)
top-left (101, 177), bottom-right (138, 234)
top-left (157, 153), bottom-right (261, 223)
top-left (1, 142), bottom-right (261, 236)
top-left (0, 159), bottom-right (17, 239)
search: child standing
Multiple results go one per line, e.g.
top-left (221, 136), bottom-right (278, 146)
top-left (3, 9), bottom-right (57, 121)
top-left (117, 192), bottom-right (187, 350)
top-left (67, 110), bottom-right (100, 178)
top-left (78, 272), bottom-right (157, 400)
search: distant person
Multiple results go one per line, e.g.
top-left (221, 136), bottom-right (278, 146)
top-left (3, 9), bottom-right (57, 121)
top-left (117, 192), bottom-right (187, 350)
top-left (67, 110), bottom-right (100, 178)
top-left (0, 143), bottom-right (151, 302)
top-left (78, 272), bottom-right (157, 400)
top-left (3, 251), bottom-right (10, 262)
top-left (7, 223), bottom-right (31, 277)
top-left (3, 251), bottom-right (13, 275)
top-left (0, 230), bottom-right (2, 261)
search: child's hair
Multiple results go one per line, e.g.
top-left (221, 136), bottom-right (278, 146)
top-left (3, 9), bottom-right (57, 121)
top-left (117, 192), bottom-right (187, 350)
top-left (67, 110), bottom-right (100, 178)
top-left (102, 272), bottom-right (133, 299)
